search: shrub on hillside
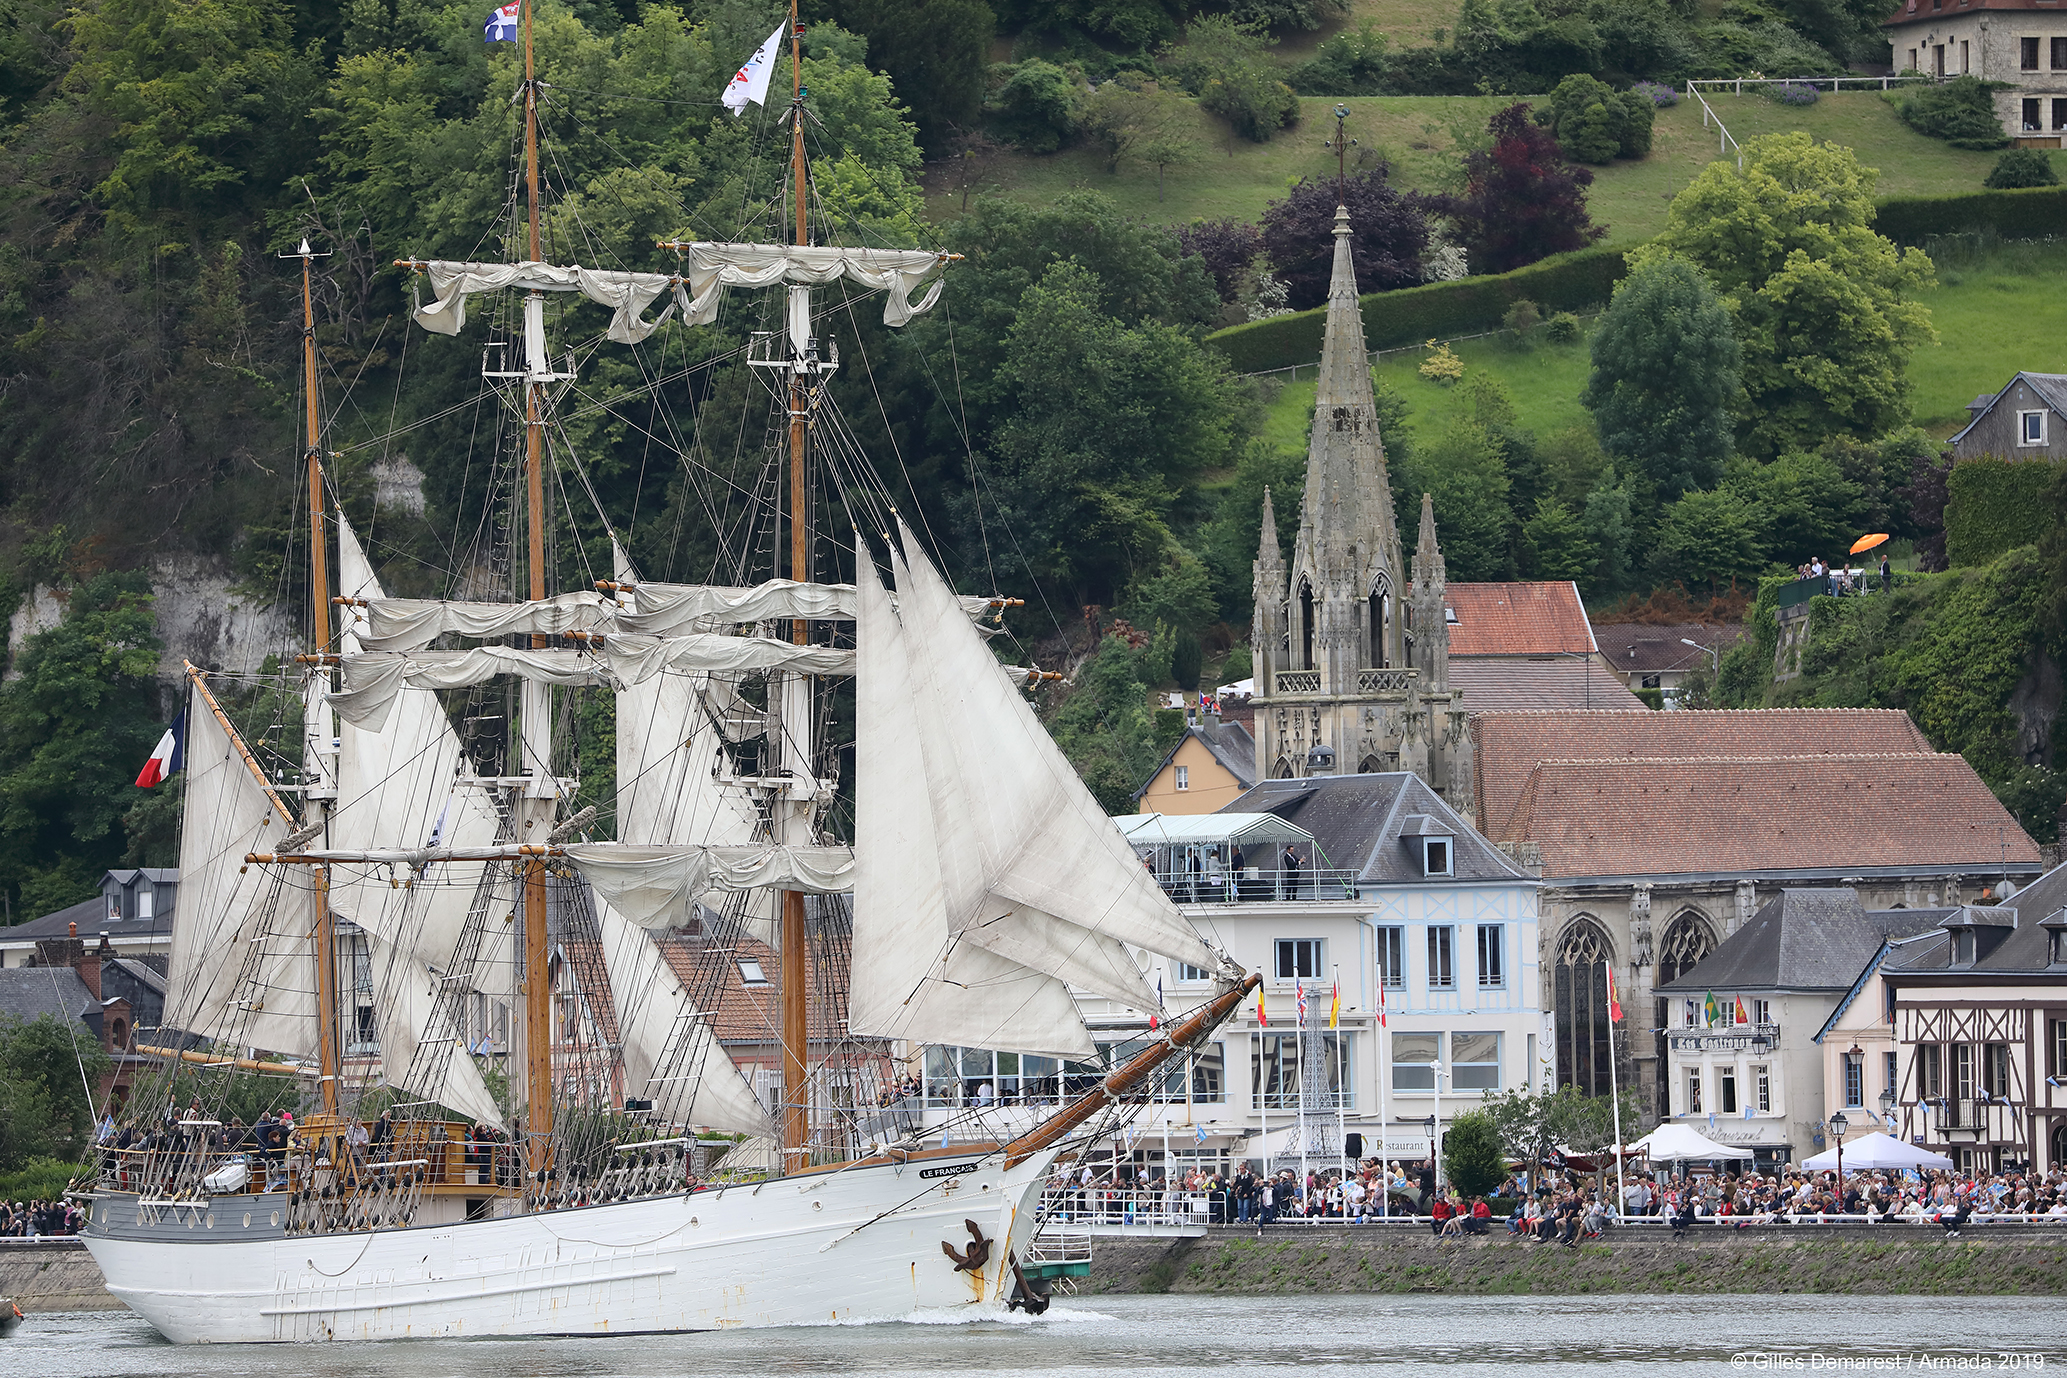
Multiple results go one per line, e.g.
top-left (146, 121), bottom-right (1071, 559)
top-left (1765, 80), bottom-right (1819, 106)
top-left (1544, 310), bottom-right (1582, 343)
top-left (1984, 148), bottom-right (2060, 189)
top-left (1260, 166), bottom-right (1433, 310)
top-left (1177, 219), bottom-right (1266, 304)
top-left (1288, 21), bottom-right (1390, 95)
top-left (1538, 74), bottom-right (1654, 163)
top-left (1632, 81), bottom-right (1678, 107)
top-left (1889, 75), bottom-right (2012, 150)
top-left (985, 60), bottom-right (1080, 153)
top-left (1163, 17), bottom-right (1299, 144)
top-left (1439, 103), bottom-right (1606, 275)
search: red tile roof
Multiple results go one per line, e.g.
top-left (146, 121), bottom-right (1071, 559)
top-left (1435, 582), bottom-right (1598, 657)
top-left (653, 930), bottom-right (846, 1051)
top-left (1450, 659), bottom-right (1647, 711)
top-left (1471, 708), bottom-right (1934, 838)
top-left (1497, 752), bottom-right (2043, 880)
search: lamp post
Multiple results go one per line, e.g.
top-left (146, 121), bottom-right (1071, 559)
top-left (1828, 1111), bottom-right (1849, 1205)
top-left (1879, 1085), bottom-right (1897, 1133)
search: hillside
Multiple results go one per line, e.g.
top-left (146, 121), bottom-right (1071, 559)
top-left (925, 91), bottom-right (2067, 242)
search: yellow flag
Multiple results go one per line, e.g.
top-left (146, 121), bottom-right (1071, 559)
top-left (1329, 980), bottom-right (1341, 1030)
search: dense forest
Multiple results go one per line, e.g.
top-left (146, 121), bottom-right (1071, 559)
top-left (0, 0), bottom-right (2060, 923)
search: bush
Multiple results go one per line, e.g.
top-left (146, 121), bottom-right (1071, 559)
top-left (1632, 81), bottom-right (1677, 108)
top-left (986, 60), bottom-right (1080, 153)
top-left (1544, 311), bottom-right (1581, 343)
top-left (1633, 686), bottom-right (1665, 709)
top-left (1765, 80), bottom-right (1820, 107)
top-left (1501, 298), bottom-right (1541, 334)
top-left (1872, 186), bottom-right (2067, 244)
top-left (1289, 21), bottom-right (1389, 95)
top-left (1443, 1110), bottom-right (1507, 1198)
top-left (1889, 75), bottom-right (2011, 150)
top-left (1984, 148), bottom-right (2061, 190)
top-left (1944, 457), bottom-right (2063, 566)
top-left (1539, 74), bottom-right (1654, 163)
top-left (1205, 245), bottom-right (1627, 373)
top-left (1420, 342), bottom-right (1464, 383)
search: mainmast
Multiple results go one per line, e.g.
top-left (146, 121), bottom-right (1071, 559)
top-left (297, 239), bottom-right (342, 1118)
top-left (518, 0), bottom-right (557, 1200)
top-left (778, 0), bottom-right (811, 1171)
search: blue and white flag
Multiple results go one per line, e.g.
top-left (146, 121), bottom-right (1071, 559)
top-left (722, 22), bottom-right (785, 117)
top-left (1194, 1123), bottom-right (1207, 1145)
top-left (485, 1), bottom-right (519, 43)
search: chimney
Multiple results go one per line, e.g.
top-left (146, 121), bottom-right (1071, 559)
top-left (76, 931), bottom-right (104, 1000)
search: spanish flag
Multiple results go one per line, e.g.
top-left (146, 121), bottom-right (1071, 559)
top-left (1256, 987), bottom-right (1267, 1027)
top-left (1328, 980), bottom-right (1341, 1030)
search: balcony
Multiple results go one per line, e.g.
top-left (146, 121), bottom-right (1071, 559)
top-left (1154, 868), bottom-right (1364, 904)
top-left (1268, 668), bottom-right (1419, 696)
top-left (1273, 670), bottom-right (1321, 694)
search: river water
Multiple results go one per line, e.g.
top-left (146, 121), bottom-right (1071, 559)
top-left (4, 1295), bottom-right (2060, 1378)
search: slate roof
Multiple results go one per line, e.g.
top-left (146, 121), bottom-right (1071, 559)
top-left (1657, 889), bottom-right (1948, 994)
top-left (1470, 708), bottom-right (1934, 839)
top-left (0, 896), bottom-right (172, 946)
top-left (1887, 1), bottom-right (2067, 28)
top-left (1947, 372), bottom-right (2067, 446)
top-left (1591, 622), bottom-right (1750, 677)
top-left (1449, 658), bottom-right (1647, 712)
top-left (0, 966), bottom-right (97, 1024)
top-left (1432, 581), bottom-right (1598, 657)
top-left (1885, 857), bottom-right (2067, 975)
top-left (1135, 716), bottom-right (1258, 802)
top-left (1223, 772), bottom-right (1533, 886)
top-left (1496, 752), bottom-right (2043, 882)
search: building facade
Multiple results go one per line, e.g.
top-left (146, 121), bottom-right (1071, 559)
top-left (1885, 2), bottom-right (2067, 141)
top-left (1134, 710), bottom-right (1259, 816)
top-left (1948, 371), bottom-right (2067, 460)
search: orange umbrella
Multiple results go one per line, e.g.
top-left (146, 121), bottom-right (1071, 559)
top-left (1849, 533), bottom-right (1890, 555)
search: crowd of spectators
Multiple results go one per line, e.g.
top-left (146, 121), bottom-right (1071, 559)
top-left (0, 1199), bottom-right (81, 1236)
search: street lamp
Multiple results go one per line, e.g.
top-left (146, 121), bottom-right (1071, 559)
top-left (1879, 1085), bottom-right (1897, 1128)
top-left (1828, 1111), bottom-right (1849, 1204)
top-left (1680, 637), bottom-right (1721, 677)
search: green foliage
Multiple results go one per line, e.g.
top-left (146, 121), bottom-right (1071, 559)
top-left (1540, 75), bottom-right (1653, 164)
top-left (1479, 1083), bottom-right (1640, 1164)
top-left (1400, 419), bottom-right (1513, 581)
top-left (1582, 256), bottom-right (1740, 498)
top-left (985, 58), bottom-right (1079, 152)
top-left (1170, 631), bottom-right (1203, 690)
top-left (1163, 17), bottom-right (1297, 145)
top-left (1082, 80), bottom-right (1198, 195)
top-left (1443, 1109), bottom-right (1506, 1197)
top-left (1888, 75), bottom-right (2011, 151)
top-left (1727, 449), bottom-right (1864, 567)
top-left (1648, 486), bottom-right (1768, 592)
top-left (1984, 149), bottom-right (2060, 190)
top-left (1522, 497), bottom-right (1598, 580)
top-left (1124, 545), bottom-right (1219, 635)
top-left (1945, 458), bottom-right (2063, 568)
top-left (1288, 21), bottom-right (1389, 96)
top-left (1640, 133), bottom-right (1936, 458)
top-left (1198, 436), bottom-right (1304, 623)
top-left (0, 1015), bottom-right (111, 1172)
top-left (1872, 187), bottom-right (2067, 245)
top-left (0, 1156), bottom-right (87, 1202)
top-left (1544, 311), bottom-right (1581, 344)
top-left (0, 571), bottom-right (164, 918)
top-left (1049, 633), bottom-right (1169, 814)
top-left (1206, 246), bottom-right (1628, 373)
top-left (828, 0), bottom-right (994, 154)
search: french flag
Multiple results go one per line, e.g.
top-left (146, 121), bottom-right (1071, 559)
top-left (485, 0), bottom-right (519, 43)
top-left (135, 712), bottom-right (186, 788)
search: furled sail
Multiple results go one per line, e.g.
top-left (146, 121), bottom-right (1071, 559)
top-left (600, 633), bottom-right (853, 687)
top-left (848, 548), bottom-right (1101, 1058)
top-left (330, 646), bottom-right (609, 731)
top-left (361, 591), bottom-right (619, 651)
top-left (563, 844), bottom-right (855, 928)
top-left (408, 261), bottom-right (680, 343)
top-left (662, 243), bottom-right (949, 328)
top-left (620, 578), bottom-right (994, 637)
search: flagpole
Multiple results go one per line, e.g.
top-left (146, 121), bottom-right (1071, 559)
top-left (1378, 976), bottom-right (1388, 1218)
top-left (1332, 964), bottom-right (1347, 1184)
top-left (1607, 963), bottom-right (1627, 1221)
top-left (1297, 981), bottom-right (1309, 1205)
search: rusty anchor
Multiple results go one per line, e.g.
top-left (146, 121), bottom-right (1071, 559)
top-left (940, 1218), bottom-right (991, 1274)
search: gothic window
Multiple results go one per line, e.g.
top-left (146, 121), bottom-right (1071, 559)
top-left (1274, 757), bottom-right (1294, 779)
top-left (1554, 919), bottom-right (1614, 1098)
top-left (1298, 579), bottom-right (1315, 670)
top-left (1368, 586), bottom-right (1388, 668)
top-left (1654, 913), bottom-right (1715, 1116)
top-left (1358, 755), bottom-right (1383, 774)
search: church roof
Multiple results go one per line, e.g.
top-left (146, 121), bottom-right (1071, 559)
top-left (1434, 581), bottom-right (1597, 657)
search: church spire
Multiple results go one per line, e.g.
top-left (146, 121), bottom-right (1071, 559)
top-left (1315, 205), bottom-right (1377, 412)
top-left (1411, 492), bottom-right (1448, 693)
top-left (1412, 491), bottom-right (1445, 589)
top-left (1251, 484), bottom-right (1286, 693)
top-left (1256, 485), bottom-right (1283, 574)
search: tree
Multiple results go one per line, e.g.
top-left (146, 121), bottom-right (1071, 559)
top-left (1162, 17), bottom-right (1298, 147)
top-left (1538, 74), bottom-right (1653, 164)
top-left (1648, 487), bottom-right (1768, 592)
top-left (1985, 148), bottom-right (2060, 188)
top-left (829, 0), bottom-right (994, 155)
top-left (1891, 75), bottom-right (2012, 150)
top-left (984, 59), bottom-right (1078, 153)
top-left (1443, 1109), bottom-right (1506, 1197)
top-left (1260, 165), bottom-right (1433, 311)
top-left (1400, 420), bottom-right (1514, 582)
top-left (1048, 634), bottom-right (1169, 814)
top-left (1438, 103), bottom-right (1605, 276)
top-left (1176, 218), bottom-right (1265, 304)
top-left (1582, 257), bottom-right (1741, 499)
top-left (1639, 133), bottom-right (1936, 457)
top-left (1727, 450), bottom-right (1863, 567)
top-left (1522, 498), bottom-right (1598, 580)
top-left (1480, 1085), bottom-right (1641, 1166)
top-left (0, 1015), bottom-right (111, 1171)
top-left (1289, 22), bottom-right (1389, 96)
top-left (1082, 82), bottom-right (1199, 200)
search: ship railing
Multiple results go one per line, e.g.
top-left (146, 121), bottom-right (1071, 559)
top-left (1037, 1185), bottom-right (1216, 1229)
top-left (1025, 1224), bottom-right (1093, 1264)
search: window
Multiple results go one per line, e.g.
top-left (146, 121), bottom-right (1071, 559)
top-left (1844, 1052), bottom-right (1863, 1108)
top-left (1452, 1031), bottom-right (1501, 1090)
top-left (137, 888), bottom-right (154, 919)
top-left (1984, 1042), bottom-right (2010, 1099)
top-left (1686, 1069), bottom-right (1702, 1115)
top-left (739, 959), bottom-right (767, 985)
top-left (1374, 926), bottom-right (1404, 988)
top-left (1953, 930), bottom-right (1977, 965)
top-left (1174, 765), bottom-right (1190, 791)
top-left (1960, 38), bottom-right (1969, 71)
top-left (923, 1046), bottom-right (1071, 1108)
top-left (2050, 1019), bottom-right (2067, 1080)
top-left (1885, 1050), bottom-right (1900, 1106)
top-left (1753, 1063), bottom-right (1771, 1113)
top-left (2055, 36), bottom-right (2067, 68)
top-left (1427, 926), bottom-right (1454, 989)
top-left (1554, 921), bottom-right (1614, 1097)
top-left (2053, 929), bottom-right (2067, 966)
top-left (2023, 35), bottom-right (2042, 70)
top-left (1918, 1043), bottom-right (1943, 1100)
top-left (2057, 98), bottom-right (2067, 132)
top-left (1176, 962), bottom-right (1214, 983)
top-left (1422, 837), bottom-right (1452, 876)
top-left (2025, 97), bottom-right (2043, 131)
top-left (1753, 998), bottom-right (1772, 1027)
top-left (1254, 1032), bottom-right (1349, 1108)
top-left (1954, 1043), bottom-right (1976, 1101)
top-left (1719, 1067), bottom-right (1738, 1115)
top-left (1101, 1038), bottom-right (1223, 1102)
top-left (1640, 673), bottom-right (1662, 690)
top-left (107, 894), bottom-right (121, 921)
top-left (1476, 925), bottom-right (1504, 988)
top-left (1275, 938), bottom-right (1322, 981)
top-left (1393, 1031), bottom-right (1438, 1090)
top-left (2019, 410), bottom-right (2048, 446)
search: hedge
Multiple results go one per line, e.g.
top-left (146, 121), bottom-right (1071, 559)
top-left (1944, 455), bottom-right (2063, 566)
top-left (1205, 245), bottom-right (1628, 374)
top-left (1871, 186), bottom-right (2067, 246)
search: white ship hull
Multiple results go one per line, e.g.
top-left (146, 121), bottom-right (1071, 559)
top-left (83, 1145), bottom-right (1057, 1342)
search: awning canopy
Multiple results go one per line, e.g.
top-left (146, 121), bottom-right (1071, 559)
top-left (1800, 1131), bottom-right (1953, 1172)
top-left (1628, 1123), bottom-right (1756, 1161)
top-left (1114, 812), bottom-right (1316, 851)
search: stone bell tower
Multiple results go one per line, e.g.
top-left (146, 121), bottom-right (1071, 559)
top-left (1250, 206), bottom-right (1470, 814)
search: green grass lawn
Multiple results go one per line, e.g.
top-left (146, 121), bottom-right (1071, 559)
top-left (1255, 235), bottom-right (2067, 451)
top-left (927, 90), bottom-right (2067, 242)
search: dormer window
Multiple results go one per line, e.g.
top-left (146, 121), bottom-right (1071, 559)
top-left (1951, 930), bottom-right (1976, 966)
top-left (1423, 837), bottom-right (1452, 876)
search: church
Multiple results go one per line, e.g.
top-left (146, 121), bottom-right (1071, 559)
top-left (1250, 206), bottom-right (1474, 816)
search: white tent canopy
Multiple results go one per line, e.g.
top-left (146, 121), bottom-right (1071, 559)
top-left (1800, 1131), bottom-right (1953, 1172)
top-left (1628, 1123), bottom-right (1756, 1161)
top-left (1115, 812), bottom-right (1316, 850)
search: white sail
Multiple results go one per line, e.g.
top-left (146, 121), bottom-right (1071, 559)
top-left (615, 666), bottom-right (762, 848)
top-left (409, 260), bottom-right (679, 343)
top-left (849, 547), bottom-right (1097, 1058)
top-left (563, 843), bottom-right (854, 927)
top-left (362, 932), bottom-right (506, 1127)
top-left (330, 646), bottom-right (609, 731)
top-left (893, 517), bottom-right (1225, 979)
top-left (664, 243), bottom-right (948, 329)
top-left (361, 591), bottom-right (619, 651)
top-left (595, 902), bottom-right (772, 1136)
top-left (601, 633), bottom-right (853, 686)
top-left (621, 578), bottom-right (995, 636)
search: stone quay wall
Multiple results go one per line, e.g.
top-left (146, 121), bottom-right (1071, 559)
top-left (1077, 1224), bottom-right (2067, 1297)
top-left (0, 1239), bottom-right (120, 1312)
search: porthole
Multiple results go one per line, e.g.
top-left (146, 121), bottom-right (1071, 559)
top-left (812, 1200), bottom-right (823, 1211)
top-left (689, 1216), bottom-right (699, 1228)
top-left (243, 1213), bottom-right (251, 1229)
top-left (205, 1214), bottom-right (214, 1229)
top-left (271, 1211), bottom-right (281, 1227)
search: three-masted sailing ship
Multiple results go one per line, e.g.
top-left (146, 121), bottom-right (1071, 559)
top-left (80, 0), bottom-right (1255, 1342)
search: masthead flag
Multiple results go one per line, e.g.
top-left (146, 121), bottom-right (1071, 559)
top-left (484, 1), bottom-right (519, 43)
top-left (1149, 973), bottom-right (1164, 1031)
top-left (1605, 964), bottom-right (1622, 1023)
top-left (722, 23), bottom-right (785, 117)
top-left (1296, 980), bottom-right (1307, 1029)
top-left (1377, 978), bottom-right (1387, 1028)
top-left (135, 713), bottom-right (186, 788)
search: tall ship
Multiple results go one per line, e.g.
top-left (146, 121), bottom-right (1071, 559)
top-left (80, 0), bottom-right (1253, 1341)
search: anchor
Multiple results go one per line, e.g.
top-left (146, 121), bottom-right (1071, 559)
top-left (1006, 1255), bottom-right (1051, 1315)
top-left (940, 1218), bottom-right (990, 1273)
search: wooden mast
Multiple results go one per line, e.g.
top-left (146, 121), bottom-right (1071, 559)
top-left (519, 0), bottom-right (555, 1193)
top-left (299, 241), bottom-right (341, 1118)
top-left (779, 0), bottom-right (810, 1169)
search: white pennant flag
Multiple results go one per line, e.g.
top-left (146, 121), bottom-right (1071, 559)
top-left (722, 23), bottom-right (785, 118)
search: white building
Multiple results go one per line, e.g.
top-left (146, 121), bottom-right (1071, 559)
top-left (907, 772), bottom-right (1542, 1179)
top-left (1885, 0), bottom-right (2067, 143)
